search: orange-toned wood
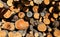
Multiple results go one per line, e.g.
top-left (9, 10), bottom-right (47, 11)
top-left (49, 7), bottom-right (54, 13)
top-left (15, 19), bottom-right (29, 30)
top-left (44, 0), bottom-right (50, 5)
top-left (37, 22), bottom-right (47, 32)
top-left (2, 22), bottom-right (15, 30)
top-left (53, 13), bottom-right (58, 19)
top-left (43, 18), bottom-right (50, 25)
top-left (54, 28), bottom-right (60, 37)
top-left (18, 12), bottom-right (25, 18)
top-left (33, 6), bottom-right (38, 13)
top-left (34, 13), bottom-right (39, 19)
